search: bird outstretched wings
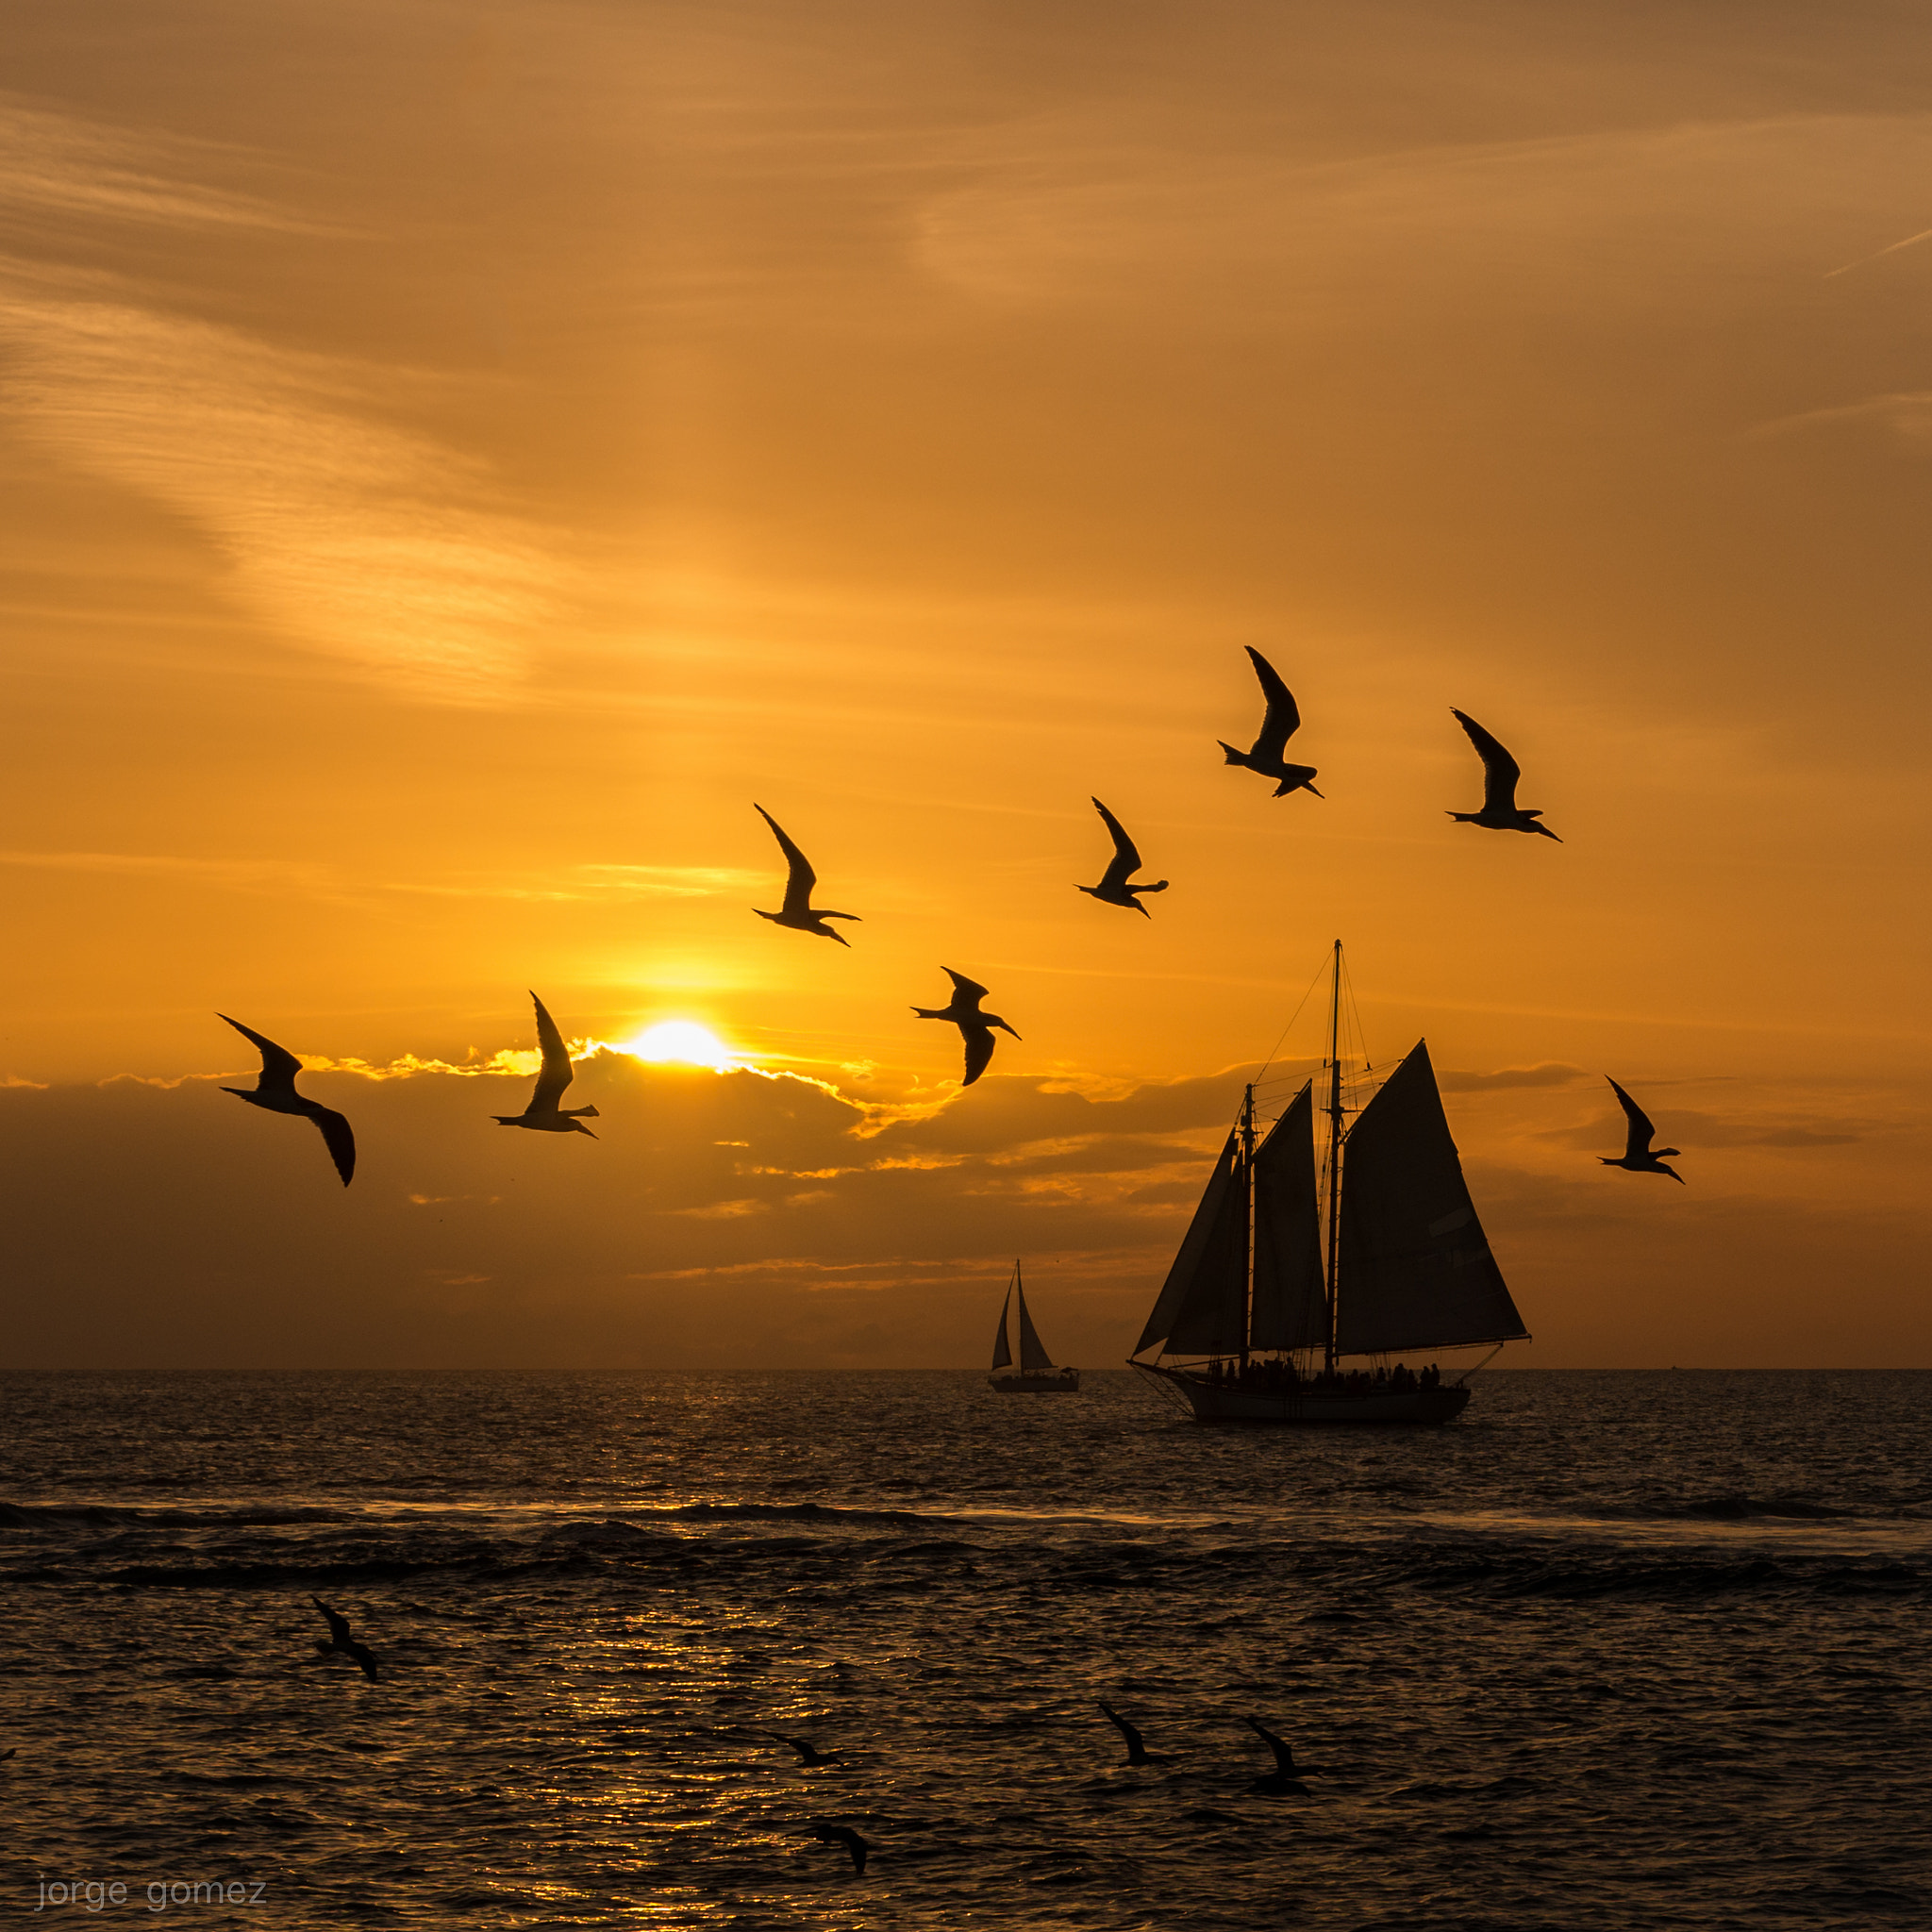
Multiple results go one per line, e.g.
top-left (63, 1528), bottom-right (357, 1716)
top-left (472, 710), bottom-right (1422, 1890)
top-left (1244, 647), bottom-right (1303, 761)
top-left (1451, 709), bottom-right (1523, 813)
top-left (311, 1108), bottom-right (357, 1186)
top-left (944, 969), bottom-right (991, 1006)
top-left (529, 993), bottom-right (577, 1113)
top-left (219, 1013), bottom-right (305, 1091)
top-left (755, 805), bottom-right (818, 916)
top-left (961, 1026), bottom-right (997, 1087)
top-left (1092, 798), bottom-right (1141, 891)
top-left (1608, 1077), bottom-right (1658, 1158)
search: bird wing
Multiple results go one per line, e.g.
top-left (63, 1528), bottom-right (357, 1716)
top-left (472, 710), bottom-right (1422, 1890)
top-left (1098, 1701), bottom-right (1144, 1756)
top-left (1607, 1077), bottom-right (1657, 1158)
top-left (942, 968), bottom-right (991, 1008)
top-left (960, 1024), bottom-right (996, 1088)
top-left (219, 1014), bottom-right (305, 1093)
top-left (311, 1597), bottom-right (352, 1644)
top-left (528, 992), bottom-right (576, 1111)
top-left (1091, 797), bottom-right (1141, 889)
top-left (1452, 709), bottom-right (1522, 813)
top-left (1244, 646), bottom-right (1302, 760)
top-left (308, 1108), bottom-right (357, 1187)
top-left (756, 804), bottom-right (818, 915)
top-left (1245, 1716), bottom-right (1295, 1775)
top-left (345, 1641), bottom-right (379, 1682)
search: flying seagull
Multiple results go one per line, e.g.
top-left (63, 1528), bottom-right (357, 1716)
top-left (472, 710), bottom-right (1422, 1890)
top-left (767, 1732), bottom-right (841, 1769)
top-left (492, 992), bottom-right (599, 1136)
top-left (1077, 798), bottom-right (1169, 916)
top-left (753, 805), bottom-right (860, 945)
top-left (309, 1598), bottom-right (379, 1682)
top-left (1098, 1700), bottom-right (1171, 1767)
top-left (1447, 709), bottom-right (1561, 841)
top-left (1244, 1716), bottom-right (1310, 1792)
top-left (217, 1015), bottom-right (355, 1187)
top-left (1218, 646), bottom-right (1323, 798)
top-left (810, 1824), bottom-right (870, 1874)
top-left (1601, 1078), bottom-right (1684, 1183)
top-left (911, 969), bottom-right (1020, 1088)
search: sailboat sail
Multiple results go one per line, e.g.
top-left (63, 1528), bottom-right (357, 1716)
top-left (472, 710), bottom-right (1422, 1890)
top-left (991, 1285), bottom-right (1014, 1371)
top-left (1014, 1280), bottom-right (1056, 1371)
top-left (1134, 1129), bottom-right (1248, 1357)
top-left (1249, 1083), bottom-right (1328, 1351)
top-left (1335, 1041), bottom-right (1528, 1355)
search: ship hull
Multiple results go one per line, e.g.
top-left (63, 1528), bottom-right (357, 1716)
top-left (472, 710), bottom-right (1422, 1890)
top-left (1132, 1360), bottom-right (1468, 1425)
top-left (989, 1369), bottom-right (1081, 1393)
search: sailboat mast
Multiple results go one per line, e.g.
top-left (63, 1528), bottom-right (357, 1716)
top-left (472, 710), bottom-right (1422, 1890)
top-left (1324, 940), bottom-right (1342, 1374)
top-left (1240, 1084), bottom-right (1255, 1369)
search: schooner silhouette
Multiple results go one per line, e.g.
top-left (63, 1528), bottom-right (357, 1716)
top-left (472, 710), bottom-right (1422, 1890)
top-left (1129, 942), bottom-right (1529, 1424)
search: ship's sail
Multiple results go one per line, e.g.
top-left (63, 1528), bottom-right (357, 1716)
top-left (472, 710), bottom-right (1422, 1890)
top-left (1134, 1129), bottom-right (1248, 1357)
top-left (1014, 1279), bottom-right (1056, 1371)
top-left (991, 1285), bottom-right (1014, 1371)
top-left (1249, 1083), bottom-right (1328, 1351)
top-left (1335, 1041), bottom-right (1527, 1355)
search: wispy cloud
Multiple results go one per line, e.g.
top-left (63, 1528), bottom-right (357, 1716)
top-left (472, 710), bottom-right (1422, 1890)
top-left (0, 94), bottom-right (321, 234)
top-left (1823, 224), bottom-right (1932, 278)
top-left (0, 99), bottom-right (565, 699)
top-left (1753, 391), bottom-right (1932, 447)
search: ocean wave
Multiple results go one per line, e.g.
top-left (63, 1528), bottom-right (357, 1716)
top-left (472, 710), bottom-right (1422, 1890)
top-left (0, 1501), bottom-right (352, 1531)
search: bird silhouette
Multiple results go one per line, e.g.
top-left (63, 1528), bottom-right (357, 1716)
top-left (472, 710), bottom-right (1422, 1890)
top-left (810, 1824), bottom-right (870, 1874)
top-left (1218, 647), bottom-right (1323, 797)
top-left (1098, 1700), bottom-right (1171, 1766)
top-left (767, 1731), bottom-right (841, 1768)
top-left (492, 992), bottom-right (599, 1136)
top-left (309, 1597), bottom-right (379, 1681)
top-left (753, 805), bottom-right (860, 945)
top-left (911, 969), bottom-right (1020, 1087)
top-left (1447, 710), bottom-right (1561, 841)
top-left (1600, 1078), bottom-right (1684, 1183)
top-left (1244, 1716), bottom-right (1310, 1792)
top-left (217, 1015), bottom-right (355, 1187)
top-left (1077, 798), bottom-right (1169, 916)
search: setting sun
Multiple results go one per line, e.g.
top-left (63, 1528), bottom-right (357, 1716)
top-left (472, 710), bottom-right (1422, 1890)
top-left (621, 1021), bottom-right (738, 1071)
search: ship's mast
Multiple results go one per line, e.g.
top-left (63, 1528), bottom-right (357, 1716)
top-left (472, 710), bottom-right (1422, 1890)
top-left (1239, 1083), bottom-right (1255, 1369)
top-left (1324, 940), bottom-right (1342, 1374)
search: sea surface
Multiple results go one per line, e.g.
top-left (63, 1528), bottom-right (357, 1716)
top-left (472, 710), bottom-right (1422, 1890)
top-left (2, 1370), bottom-right (1928, 1929)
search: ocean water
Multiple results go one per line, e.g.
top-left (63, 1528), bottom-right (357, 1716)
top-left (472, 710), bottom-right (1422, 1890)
top-left (2, 1369), bottom-right (1928, 1929)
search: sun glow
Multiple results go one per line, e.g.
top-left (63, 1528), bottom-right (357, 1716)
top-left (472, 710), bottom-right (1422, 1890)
top-left (621, 1020), bottom-right (739, 1070)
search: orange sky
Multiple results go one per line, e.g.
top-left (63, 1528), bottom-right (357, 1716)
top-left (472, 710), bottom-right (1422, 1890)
top-left (4, 2), bottom-right (1929, 1367)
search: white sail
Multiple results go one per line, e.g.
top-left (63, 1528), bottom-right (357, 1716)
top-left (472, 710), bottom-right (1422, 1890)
top-left (1014, 1278), bottom-right (1056, 1371)
top-left (1135, 1129), bottom-right (1248, 1357)
top-left (991, 1285), bottom-right (1013, 1371)
top-left (1335, 1041), bottom-right (1528, 1355)
top-left (1249, 1083), bottom-right (1328, 1351)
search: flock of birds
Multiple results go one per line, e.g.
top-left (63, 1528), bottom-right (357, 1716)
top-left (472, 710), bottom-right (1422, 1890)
top-left (291, 1596), bottom-right (1308, 1879)
top-left (217, 645), bottom-right (1685, 1187)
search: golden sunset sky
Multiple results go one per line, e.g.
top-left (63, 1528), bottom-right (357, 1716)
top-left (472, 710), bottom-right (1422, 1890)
top-left (5, 2), bottom-right (1928, 1367)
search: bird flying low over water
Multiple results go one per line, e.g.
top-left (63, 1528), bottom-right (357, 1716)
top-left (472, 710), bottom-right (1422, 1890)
top-left (309, 1598), bottom-right (379, 1681)
top-left (1601, 1078), bottom-right (1684, 1183)
top-left (217, 1015), bottom-right (356, 1187)
top-left (1098, 1700), bottom-right (1172, 1766)
top-left (492, 993), bottom-right (599, 1137)
top-left (1077, 798), bottom-right (1169, 916)
top-left (1448, 709), bottom-right (1561, 841)
top-left (810, 1824), bottom-right (870, 1874)
top-left (767, 1732), bottom-right (841, 1768)
top-left (1219, 646), bottom-right (1323, 798)
top-left (1244, 1716), bottom-right (1310, 1793)
top-left (912, 969), bottom-right (1020, 1087)
top-left (753, 805), bottom-right (860, 945)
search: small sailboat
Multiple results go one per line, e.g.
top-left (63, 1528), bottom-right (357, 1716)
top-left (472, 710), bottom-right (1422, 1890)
top-left (989, 1262), bottom-right (1080, 1393)
top-left (1129, 942), bottom-right (1529, 1424)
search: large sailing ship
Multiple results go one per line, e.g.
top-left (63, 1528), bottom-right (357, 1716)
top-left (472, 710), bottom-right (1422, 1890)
top-left (1130, 943), bottom-right (1528, 1424)
top-left (989, 1262), bottom-right (1080, 1392)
